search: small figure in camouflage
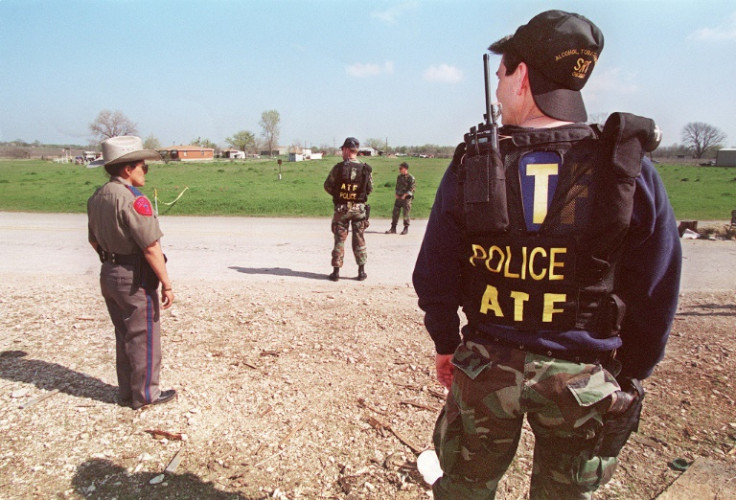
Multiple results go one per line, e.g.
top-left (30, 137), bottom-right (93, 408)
top-left (323, 137), bottom-right (373, 281)
top-left (385, 162), bottom-right (415, 235)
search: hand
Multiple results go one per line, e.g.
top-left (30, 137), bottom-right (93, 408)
top-left (435, 354), bottom-right (455, 390)
top-left (607, 390), bottom-right (635, 415)
top-left (608, 378), bottom-right (643, 415)
top-left (161, 288), bottom-right (174, 309)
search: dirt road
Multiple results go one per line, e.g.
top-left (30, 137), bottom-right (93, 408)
top-left (1, 211), bottom-right (734, 291)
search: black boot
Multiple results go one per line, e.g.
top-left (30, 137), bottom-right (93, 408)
top-left (401, 225), bottom-right (409, 235)
top-left (329, 267), bottom-right (340, 281)
top-left (385, 225), bottom-right (397, 234)
top-left (357, 265), bottom-right (367, 281)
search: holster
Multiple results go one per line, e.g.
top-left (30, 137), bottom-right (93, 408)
top-left (595, 378), bottom-right (645, 457)
top-left (591, 293), bottom-right (626, 339)
top-left (365, 204), bottom-right (371, 220)
top-left (134, 254), bottom-right (167, 290)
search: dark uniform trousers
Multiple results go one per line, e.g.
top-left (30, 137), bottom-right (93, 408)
top-left (100, 262), bottom-right (162, 408)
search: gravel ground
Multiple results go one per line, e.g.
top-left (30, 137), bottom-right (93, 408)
top-left (0, 212), bottom-right (735, 499)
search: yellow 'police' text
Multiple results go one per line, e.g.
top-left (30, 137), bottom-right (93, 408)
top-left (469, 243), bottom-right (570, 322)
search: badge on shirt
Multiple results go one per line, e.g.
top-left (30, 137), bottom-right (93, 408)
top-left (133, 196), bottom-right (153, 216)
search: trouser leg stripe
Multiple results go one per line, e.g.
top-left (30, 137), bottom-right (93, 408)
top-left (144, 290), bottom-right (154, 403)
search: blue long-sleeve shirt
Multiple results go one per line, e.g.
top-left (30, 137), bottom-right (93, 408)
top-left (412, 156), bottom-right (681, 381)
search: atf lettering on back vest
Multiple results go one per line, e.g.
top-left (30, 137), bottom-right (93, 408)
top-left (466, 234), bottom-right (578, 329)
top-left (333, 161), bottom-right (370, 204)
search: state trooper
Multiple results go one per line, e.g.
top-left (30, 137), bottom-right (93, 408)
top-left (413, 10), bottom-right (681, 499)
top-left (88, 136), bottom-right (177, 410)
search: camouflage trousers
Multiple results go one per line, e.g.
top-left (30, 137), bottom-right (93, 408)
top-left (433, 340), bottom-right (621, 500)
top-left (391, 198), bottom-right (412, 227)
top-left (330, 204), bottom-right (368, 267)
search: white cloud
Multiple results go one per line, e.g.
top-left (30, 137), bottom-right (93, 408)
top-left (423, 64), bottom-right (463, 83)
top-left (371, 1), bottom-right (418, 24)
top-left (688, 12), bottom-right (736, 41)
top-left (346, 61), bottom-right (394, 78)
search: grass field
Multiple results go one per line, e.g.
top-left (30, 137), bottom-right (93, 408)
top-left (0, 157), bottom-right (734, 220)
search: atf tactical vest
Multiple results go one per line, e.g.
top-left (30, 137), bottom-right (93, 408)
top-left (456, 117), bottom-right (654, 338)
top-left (332, 160), bottom-right (371, 204)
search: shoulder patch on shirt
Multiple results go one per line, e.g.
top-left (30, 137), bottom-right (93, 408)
top-left (133, 196), bottom-right (153, 216)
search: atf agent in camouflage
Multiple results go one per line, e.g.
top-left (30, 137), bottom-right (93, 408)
top-left (386, 162), bottom-right (416, 234)
top-left (324, 137), bottom-right (373, 281)
top-left (412, 10), bottom-right (680, 500)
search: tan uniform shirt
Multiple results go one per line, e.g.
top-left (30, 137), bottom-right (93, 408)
top-left (87, 177), bottom-right (163, 254)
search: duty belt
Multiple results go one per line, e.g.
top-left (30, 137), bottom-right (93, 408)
top-left (336, 202), bottom-right (362, 209)
top-left (468, 329), bottom-right (611, 365)
top-left (98, 249), bottom-right (139, 265)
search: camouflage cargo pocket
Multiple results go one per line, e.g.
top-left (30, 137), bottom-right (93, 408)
top-left (451, 341), bottom-right (494, 380)
top-left (565, 363), bottom-right (619, 408)
top-left (432, 391), bottom-right (463, 477)
top-left (567, 450), bottom-right (618, 493)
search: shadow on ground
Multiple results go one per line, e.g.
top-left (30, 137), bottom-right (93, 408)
top-left (72, 458), bottom-right (262, 499)
top-left (229, 266), bottom-right (328, 281)
top-left (0, 350), bottom-right (117, 405)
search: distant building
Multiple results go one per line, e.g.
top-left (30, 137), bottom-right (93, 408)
top-left (260, 146), bottom-right (288, 156)
top-left (222, 149), bottom-right (245, 159)
top-left (357, 147), bottom-right (377, 156)
top-left (161, 145), bottom-right (214, 161)
top-left (716, 149), bottom-right (736, 167)
top-left (289, 149), bottom-right (324, 162)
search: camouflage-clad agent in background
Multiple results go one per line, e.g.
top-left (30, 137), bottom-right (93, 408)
top-left (324, 137), bottom-right (373, 282)
top-left (385, 161), bottom-right (416, 235)
top-left (413, 10), bottom-right (681, 499)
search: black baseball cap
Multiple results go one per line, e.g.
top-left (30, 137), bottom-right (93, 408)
top-left (489, 10), bottom-right (604, 122)
top-left (340, 137), bottom-right (359, 149)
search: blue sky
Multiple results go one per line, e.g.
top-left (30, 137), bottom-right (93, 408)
top-left (1, 0), bottom-right (735, 149)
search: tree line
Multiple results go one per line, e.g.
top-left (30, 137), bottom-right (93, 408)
top-left (88, 109), bottom-right (281, 157)
top-left (86, 111), bottom-right (733, 160)
top-left (4, 112), bottom-right (729, 161)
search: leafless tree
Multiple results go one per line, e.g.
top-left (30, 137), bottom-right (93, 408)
top-left (89, 110), bottom-right (138, 141)
top-left (681, 122), bottom-right (726, 159)
top-left (259, 110), bottom-right (280, 157)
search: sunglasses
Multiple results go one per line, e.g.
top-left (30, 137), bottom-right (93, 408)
top-left (137, 163), bottom-right (149, 174)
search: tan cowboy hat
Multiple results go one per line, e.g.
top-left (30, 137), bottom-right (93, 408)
top-left (102, 136), bottom-right (161, 167)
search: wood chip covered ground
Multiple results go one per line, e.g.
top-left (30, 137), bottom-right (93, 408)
top-left (1, 274), bottom-right (735, 499)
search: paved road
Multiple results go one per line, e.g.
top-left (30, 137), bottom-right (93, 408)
top-left (1, 212), bottom-right (734, 291)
